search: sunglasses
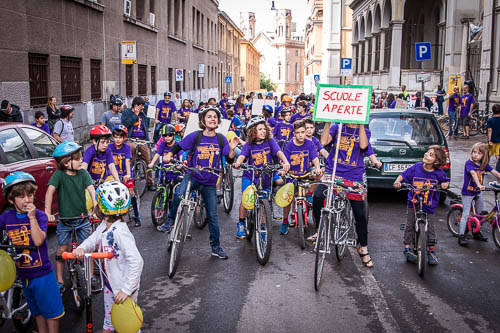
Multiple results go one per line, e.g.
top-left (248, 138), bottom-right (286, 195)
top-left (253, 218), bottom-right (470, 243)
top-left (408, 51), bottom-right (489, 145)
top-left (163, 133), bottom-right (174, 137)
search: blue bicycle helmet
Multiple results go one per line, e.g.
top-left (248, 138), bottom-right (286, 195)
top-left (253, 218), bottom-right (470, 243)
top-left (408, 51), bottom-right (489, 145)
top-left (262, 105), bottom-right (273, 114)
top-left (53, 142), bottom-right (82, 159)
top-left (2, 171), bottom-right (36, 198)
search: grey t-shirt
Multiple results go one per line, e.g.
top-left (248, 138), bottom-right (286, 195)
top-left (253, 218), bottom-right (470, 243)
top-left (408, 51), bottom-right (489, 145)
top-left (101, 111), bottom-right (122, 129)
top-left (53, 118), bottom-right (74, 142)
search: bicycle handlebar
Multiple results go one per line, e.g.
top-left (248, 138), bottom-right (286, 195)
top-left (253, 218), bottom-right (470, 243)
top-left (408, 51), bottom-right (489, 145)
top-left (170, 159), bottom-right (223, 175)
top-left (238, 163), bottom-right (282, 173)
top-left (127, 138), bottom-right (153, 145)
top-left (62, 252), bottom-right (114, 260)
top-left (0, 244), bottom-right (37, 251)
top-left (397, 182), bottom-right (446, 193)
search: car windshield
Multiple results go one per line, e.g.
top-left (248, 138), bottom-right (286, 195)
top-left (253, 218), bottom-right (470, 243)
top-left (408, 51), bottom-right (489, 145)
top-left (369, 115), bottom-right (441, 146)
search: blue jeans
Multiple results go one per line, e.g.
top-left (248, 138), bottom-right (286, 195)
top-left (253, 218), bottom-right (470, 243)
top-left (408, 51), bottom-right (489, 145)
top-left (437, 102), bottom-right (444, 115)
top-left (167, 176), bottom-right (221, 248)
top-left (448, 111), bottom-right (458, 136)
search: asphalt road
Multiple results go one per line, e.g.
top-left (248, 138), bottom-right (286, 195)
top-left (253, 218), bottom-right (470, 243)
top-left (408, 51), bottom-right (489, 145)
top-left (4, 163), bottom-right (500, 333)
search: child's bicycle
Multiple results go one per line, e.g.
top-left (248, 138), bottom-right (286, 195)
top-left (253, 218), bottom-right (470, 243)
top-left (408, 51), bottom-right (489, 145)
top-left (148, 165), bottom-right (183, 228)
top-left (447, 182), bottom-right (500, 249)
top-left (62, 251), bottom-right (113, 333)
top-left (239, 163), bottom-right (282, 265)
top-left (287, 172), bottom-right (321, 249)
top-left (397, 183), bottom-right (446, 278)
top-left (0, 241), bottom-right (35, 332)
top-left (127, 138), bottom-right (154, 198)
top-left (57, 215), bottom-right (103, 313)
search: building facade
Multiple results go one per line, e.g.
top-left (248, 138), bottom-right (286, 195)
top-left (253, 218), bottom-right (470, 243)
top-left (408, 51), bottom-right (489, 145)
top-left (304, 0), bottom-right (324, 94)
top-left (0, 0), bottom-right (220, 139)
top-left (240, 40), bottom-right (261, 93)
top-left (349, 0), bottom-right (482, 95)
top-left (218, 11), bottom-right (243, 98)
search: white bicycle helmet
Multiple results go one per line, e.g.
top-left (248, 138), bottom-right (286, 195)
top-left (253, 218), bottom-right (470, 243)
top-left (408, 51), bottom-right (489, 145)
top-left (96, 181), bottom-right (131, 216)
top-left (246, 116), bottom-right (266, 131)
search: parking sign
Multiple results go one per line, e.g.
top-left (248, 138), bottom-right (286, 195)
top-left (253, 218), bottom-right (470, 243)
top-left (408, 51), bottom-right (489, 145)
top-left (340, 58), bottom-right (352, 76)
top-left (415, 42), bottom-right (432, 61)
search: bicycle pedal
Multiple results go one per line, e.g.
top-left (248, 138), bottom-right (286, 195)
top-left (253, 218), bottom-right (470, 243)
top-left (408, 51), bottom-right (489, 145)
top-left (185, 234), bottom-right (192, 240)
top-left (400, 224), bottom-right (406, 231)
top-left (346, 239), bottom-right (357, 247)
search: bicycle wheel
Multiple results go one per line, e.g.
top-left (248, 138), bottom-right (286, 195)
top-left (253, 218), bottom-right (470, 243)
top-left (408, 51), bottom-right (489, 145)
top-left (469, 114), bottom-right (479, 136)
top-left (314, 211), bottom-right (330, 292)
top-left (133, 160), bottom-right (148, 198)
top-left (151, 188), bottom-right (168, 227)
top-left (223, 167), bottom-right (234, 213)
top-left (416, 221), bottom-right (427, 278)
top-left (71, 264), bottom-right (86, 313)
top-left (255, 199), bottom-right (273, 265)
top-left (12, 285), bottom-right (33, 331)
top-left (492, 220), bottom-right (500, 249)
top-left (297, 202), bottom-right (306, 250)
top-left (438, 117), bottom-right (449, 135)
top-left (168, 205), bottom-right (189, 278)
top-left (446, 206), bottom-right (462, 237)
top-left (335, 203), bottom-right (352, 262)
top-left (194, 194), bottom-right (208, 229)
top-left (245, 210), bottom-right (255, 241)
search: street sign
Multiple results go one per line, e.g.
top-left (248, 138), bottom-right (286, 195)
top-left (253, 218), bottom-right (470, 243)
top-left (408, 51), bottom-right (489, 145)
top-left (340, 58), bottom-right (352, 76)
top-left (225, 76), bottom-right (232, 84)
top-left (415, 42), bottom-right (432, 61)
top-left (313, 84), bottom-right (372, 124)
top-left (176, 69), bottom-right (183, 81)
top-left (198, 64), bottom-right (205, 78)
top-left (313, 74), bottom-right (320, 82)
top-left (416, 73), bottom-right (431, 82)
top-left (120, 41), bottom-right (137, 64)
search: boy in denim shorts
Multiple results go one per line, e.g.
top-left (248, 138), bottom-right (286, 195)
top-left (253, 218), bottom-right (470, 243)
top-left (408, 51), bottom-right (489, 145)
top-left (45, 142), bottom-right (97, 292)
top-left (1, 172), bottom-right (64, 332)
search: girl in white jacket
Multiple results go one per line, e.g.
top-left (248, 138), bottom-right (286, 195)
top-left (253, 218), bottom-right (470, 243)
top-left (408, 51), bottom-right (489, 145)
top-left (74, 181), bottom-right (144, 332)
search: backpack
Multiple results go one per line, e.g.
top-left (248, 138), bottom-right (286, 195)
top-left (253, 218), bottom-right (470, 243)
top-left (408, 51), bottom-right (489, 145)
top-left (187, 130), bottom-right (225, 168)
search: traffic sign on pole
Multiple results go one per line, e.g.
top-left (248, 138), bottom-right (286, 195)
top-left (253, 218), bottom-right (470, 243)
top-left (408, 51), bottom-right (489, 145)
top-left (313, 74), bottom-right (320, 82)
top-left (340, 58), bottom-right (352, 77)
top-left (175, 69), bottom-right (183, 81)
top-left (225, 76), bottom-right (232, 84)
top-left (415, 42), bottom-right (432, 61)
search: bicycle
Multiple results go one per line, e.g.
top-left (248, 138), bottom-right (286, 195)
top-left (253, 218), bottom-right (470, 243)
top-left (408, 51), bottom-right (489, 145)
top-left (239, 163), bottom-right (282, 265)
top-left (287, 172), bottom-right (321, 249)
top-left (314, 178), bottom-right (358, 291)
top-left (220, 163), bottom-right (235, 214)
top-left (0, 242), bottom-right (35, 332)
top-left (127, 138), bottom-right (153, 198)
top-left (167, 159), bottom-right (222, 278)
top-left (62, 251), bottom-right (113, 333)
top-left (447, 182), bottom-right (500, 249)
top-left (397, 183), bottom-right (446, 278)
top-left (148, 165), bottom-right (183, 228)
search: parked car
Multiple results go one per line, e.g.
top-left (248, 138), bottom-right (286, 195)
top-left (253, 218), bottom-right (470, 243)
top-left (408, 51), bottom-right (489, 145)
top-left (0, 123), bottom-right (59, 222)
top-left (365, 109), bottom-right (450, 200)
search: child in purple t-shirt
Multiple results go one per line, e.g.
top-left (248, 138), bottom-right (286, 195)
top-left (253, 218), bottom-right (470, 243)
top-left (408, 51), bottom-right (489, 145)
top-left (394, 145), bottom-right (450, 265)
top-left (148, 124), bottom-right (183, 183)
top-left (458, 143), bottom-right (500, 245)
top-left (290, 101), bottom-right (312, 124)
top-left (234, 117), bottom-right (290, 239)
top-left (82, 125), bottom-right (120, 183)
top-left (109, 125), bottom-right (141, 226)
top-left (0, 172), bottom-right (64, 330)
top-left (176, 99), bottom-right (192, 123)
top-left (31, 110), bottom-right (51, 134)
top-left (459, 84), bottom-right (475, 138)
top-left (280, 121), bottom-right (322, 235)
top-left (273, 109), bottom-right (294, 150)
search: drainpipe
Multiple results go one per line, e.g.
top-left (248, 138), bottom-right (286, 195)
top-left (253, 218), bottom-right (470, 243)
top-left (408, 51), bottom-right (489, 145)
top-left (486, 0), bottom-right (496, 114)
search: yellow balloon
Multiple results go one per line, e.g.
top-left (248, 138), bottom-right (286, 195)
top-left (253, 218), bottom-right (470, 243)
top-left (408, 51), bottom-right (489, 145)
top-left (226, 131), bottom-right (237, 143)
top-left (242, 185), bottom-right (257, 210)
top-left (104, 176), bottom-right (114, 183)
top-left (85, 190), bottom-right (93, 212)
top-left (111, 297), bottom-right (143, 333)
top-left (0, 250), bottom-right (16, 292)
top-left (275, 182), bottom-right (295, 207)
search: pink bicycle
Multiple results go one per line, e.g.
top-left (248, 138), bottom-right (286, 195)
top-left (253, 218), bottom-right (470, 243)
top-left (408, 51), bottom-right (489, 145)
top-left (447, 182), bottom-right (500, 249)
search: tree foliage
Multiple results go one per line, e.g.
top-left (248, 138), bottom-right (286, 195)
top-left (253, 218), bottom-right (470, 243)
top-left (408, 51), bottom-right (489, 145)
top-left (260, 73), bottom-right (276, 92)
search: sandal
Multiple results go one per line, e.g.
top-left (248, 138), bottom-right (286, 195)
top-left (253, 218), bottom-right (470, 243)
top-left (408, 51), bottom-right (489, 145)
top-left (306, 233), bottom-right (318, 242)
top-left (357, 246), bottom-right (374, 268)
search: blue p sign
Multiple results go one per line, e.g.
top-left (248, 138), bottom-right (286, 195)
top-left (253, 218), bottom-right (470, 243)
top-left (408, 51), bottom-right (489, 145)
top-left (415, 42), bottom-right (432, 61)
top-left (341, 58), bottom-right (352, 69)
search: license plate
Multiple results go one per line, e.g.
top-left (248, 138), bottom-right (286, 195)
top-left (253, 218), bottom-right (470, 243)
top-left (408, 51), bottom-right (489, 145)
top-left (383, 163), bottom-right (412, 173)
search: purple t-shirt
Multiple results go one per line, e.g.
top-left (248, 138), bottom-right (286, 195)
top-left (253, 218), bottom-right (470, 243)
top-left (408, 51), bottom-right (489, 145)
top-left (273, 122), bottom-right (294, 141)
top-left (31, 122), bottom-right (50, 134)
top-left (83, 145), bottom-right (115, 181)
top-left (156, 100), bottom-right (177, 123)
top-left (290, 112), bottom-right (311, 124)
top-left (177, 108), bottom-right (191, 123)
top-left (448, 93), bottom-right (460, 113)
top-left (401, 162), bottom-right (450, 214)
top-left (131, 113), bottom-right (146, 139)
top-left (240, 139), bottom-right (281, 187)
top-left (157, 142), bottom-right (183, 181)
top-left (325, 124), bottom-right (371, 182)
top-left (460, 93), bottom-right (475, 117)
top-left (0, 210), bottom-right (54, 280)
top-left (108, 143), bottom-right (132, 177)
top-left (461, 160), bottom-right (493, 196)
top-left (267, 117), bottom-right (278, 129)
top-left (284, 139), bottom-right (318, 176)
top-left (311, 136), bottom-right (323, 152)
top-left (179, 132), bottom-right (230, 186)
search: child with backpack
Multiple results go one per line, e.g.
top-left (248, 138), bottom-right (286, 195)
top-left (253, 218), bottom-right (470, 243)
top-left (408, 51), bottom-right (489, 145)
top-left (82, 125), bottom-right (120, 183)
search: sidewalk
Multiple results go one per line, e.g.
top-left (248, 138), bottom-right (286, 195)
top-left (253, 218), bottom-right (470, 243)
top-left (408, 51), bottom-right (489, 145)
top-left (447, 133), bottom-right (498, 208)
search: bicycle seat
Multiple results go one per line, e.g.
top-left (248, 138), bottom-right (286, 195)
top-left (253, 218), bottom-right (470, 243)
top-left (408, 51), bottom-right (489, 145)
top-left (489, 181), bottom-right (500, 192)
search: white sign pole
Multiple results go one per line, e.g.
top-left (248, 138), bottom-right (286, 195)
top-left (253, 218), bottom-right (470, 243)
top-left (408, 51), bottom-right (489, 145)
top-left (326, 123), bottom-right (342, 209)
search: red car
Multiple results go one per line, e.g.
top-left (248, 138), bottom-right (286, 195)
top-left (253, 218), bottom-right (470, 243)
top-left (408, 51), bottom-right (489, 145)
top-left (0, 122), bottom-right (58, 224)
